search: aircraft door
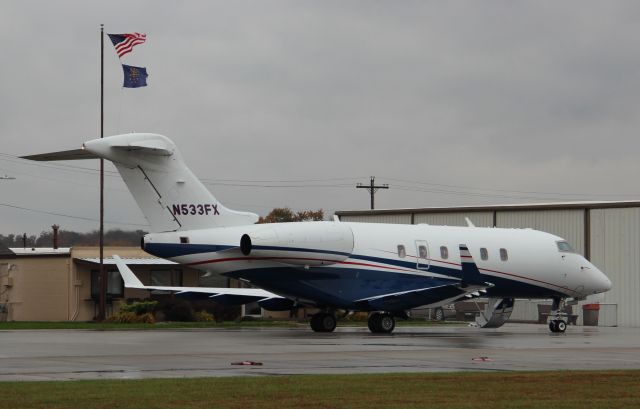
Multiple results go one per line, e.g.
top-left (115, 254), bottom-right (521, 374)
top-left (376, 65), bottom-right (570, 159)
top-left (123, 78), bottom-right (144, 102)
top-left (415, 240), bottom-right (430, 270)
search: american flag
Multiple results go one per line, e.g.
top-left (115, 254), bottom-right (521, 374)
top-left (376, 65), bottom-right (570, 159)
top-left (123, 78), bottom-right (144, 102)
top-left (107, 32), bottom-right (147, 58)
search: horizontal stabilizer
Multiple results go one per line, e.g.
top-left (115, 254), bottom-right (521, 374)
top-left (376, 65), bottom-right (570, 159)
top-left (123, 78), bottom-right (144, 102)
top-left (111, 139), bottom-right (174, 156)
top-left (21, 148), bottom-right (98, 161)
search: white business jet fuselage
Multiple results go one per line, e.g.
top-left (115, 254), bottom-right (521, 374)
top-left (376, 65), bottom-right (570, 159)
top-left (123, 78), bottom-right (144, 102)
top-left (23, 133), bottom-right (611, 334)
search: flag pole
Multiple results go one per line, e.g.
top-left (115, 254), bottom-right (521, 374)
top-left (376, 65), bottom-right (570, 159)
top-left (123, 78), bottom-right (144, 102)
top-left (98, 23), bottom-right (106, 321)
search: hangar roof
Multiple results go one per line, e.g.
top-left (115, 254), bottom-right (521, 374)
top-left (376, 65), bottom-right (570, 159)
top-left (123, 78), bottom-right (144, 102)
top-left (336, 200), bottom-right (640, 217)
top-left (9, 247), bottom-right (71, 256)
top-left (76, 257), bottom-right (177, 265)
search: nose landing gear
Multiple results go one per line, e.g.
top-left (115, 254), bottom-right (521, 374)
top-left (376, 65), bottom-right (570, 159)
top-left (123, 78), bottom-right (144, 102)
top-left (549, 319), bottom-right (567, 333)
top-left (548, 297), bottom-right (568, 333)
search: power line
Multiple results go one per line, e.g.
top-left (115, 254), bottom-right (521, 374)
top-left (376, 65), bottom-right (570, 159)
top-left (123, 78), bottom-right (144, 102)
top-left (0, 201), bottom-right (148, 227)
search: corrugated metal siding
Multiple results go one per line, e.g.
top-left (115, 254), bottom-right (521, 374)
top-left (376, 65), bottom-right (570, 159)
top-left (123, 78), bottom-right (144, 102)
top-left (339, 214), bottom-right (412, 224)
top-left (413, 212), bottom-right (494, 227)
top-left (496, 210), bottom-right (585, 255)
top-left (338, 204), bottom-right (640, 327)
top-left (590, 208), bottom-right (640, 327)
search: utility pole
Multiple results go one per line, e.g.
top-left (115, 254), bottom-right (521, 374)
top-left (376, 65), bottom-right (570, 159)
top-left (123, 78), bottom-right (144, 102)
top-left (356, 176), bottom-right (389, 210)
top-left (97, 23), bottom-right (106, 321)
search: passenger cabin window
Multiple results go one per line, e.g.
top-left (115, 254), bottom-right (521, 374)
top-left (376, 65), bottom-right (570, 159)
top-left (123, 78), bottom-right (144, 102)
top-left (500, 248), bottom-right (508, 261)
top-left (180, 236), bottom-right (189, 244)
top-left (480, 247), bottom-right (488, 261)
top-left (440, 246), bottom-right (449, 259)
top-left (397, 245), bottom-right (406, 258)
top-left (556, 241), bottom-right (575, 253)
top-left (418, 245), bottom-right (428, 259)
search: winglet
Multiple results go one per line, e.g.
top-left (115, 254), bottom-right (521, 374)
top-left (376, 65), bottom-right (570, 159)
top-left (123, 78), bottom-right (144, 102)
top-left (459, 244), bottom-right (483, 286)
top-left (113, 255), bottom-right (145, 289)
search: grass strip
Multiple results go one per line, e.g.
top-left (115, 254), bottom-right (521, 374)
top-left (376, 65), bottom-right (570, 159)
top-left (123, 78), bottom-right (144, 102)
top-left (0, 371), bottom-right (638, 409)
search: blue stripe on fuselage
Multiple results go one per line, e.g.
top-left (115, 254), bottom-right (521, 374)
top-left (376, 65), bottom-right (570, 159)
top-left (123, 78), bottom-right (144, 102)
top-left (144, 242), bottom-right (351, 259)
top-left (145, 243), bottom-right (235, 258)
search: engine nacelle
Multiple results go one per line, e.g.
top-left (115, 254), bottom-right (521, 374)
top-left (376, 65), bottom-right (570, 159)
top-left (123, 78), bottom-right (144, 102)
top-left (239, 222), bottom-right (354, 266)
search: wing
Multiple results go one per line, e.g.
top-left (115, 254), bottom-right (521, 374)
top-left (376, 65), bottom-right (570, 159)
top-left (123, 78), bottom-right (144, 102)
top-left (354, 283), bottom-right (491, 311)
top-left (113, 255), bottom-right (289, 307)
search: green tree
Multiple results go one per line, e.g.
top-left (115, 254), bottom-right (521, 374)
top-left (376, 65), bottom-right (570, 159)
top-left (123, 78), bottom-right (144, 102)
top-left (257, 208), bottom-right (324, 224)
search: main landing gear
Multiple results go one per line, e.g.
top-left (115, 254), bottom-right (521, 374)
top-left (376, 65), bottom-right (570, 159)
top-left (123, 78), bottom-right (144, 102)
top-left (548, 297), bottom-right (567, 334)
top-left (368, 312), bottom-right (395, 334)
top-left (310, 312), bottom-right (337, 332)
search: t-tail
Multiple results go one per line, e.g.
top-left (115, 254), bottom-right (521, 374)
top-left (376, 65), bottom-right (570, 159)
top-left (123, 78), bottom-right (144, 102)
top-left (22, 133), bottom-right (258, 232)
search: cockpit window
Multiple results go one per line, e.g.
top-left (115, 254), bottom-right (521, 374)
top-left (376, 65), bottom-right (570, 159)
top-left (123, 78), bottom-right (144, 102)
top-left (556, 241), bottom-right (575, 253)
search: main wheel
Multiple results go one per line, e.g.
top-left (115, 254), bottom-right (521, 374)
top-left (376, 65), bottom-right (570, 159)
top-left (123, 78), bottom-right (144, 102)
top-left (310, 313), bottom-right (336, 332)
top-left (319, 313), bottom-right (337, 332)
top-left (368, 312), bottom-right (381, 332)
top-left (548, 320), bottom-right (557, 333)
top-left (378, 313), bottom-right (396, 333)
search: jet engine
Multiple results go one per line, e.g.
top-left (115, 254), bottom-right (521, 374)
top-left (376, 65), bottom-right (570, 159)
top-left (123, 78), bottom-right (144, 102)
top-left (239, 222), bottom-right (354, 266)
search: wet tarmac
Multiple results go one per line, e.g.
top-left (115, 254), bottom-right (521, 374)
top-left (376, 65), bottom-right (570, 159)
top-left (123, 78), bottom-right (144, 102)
top-left (1, 323), bottom-right (639, 381)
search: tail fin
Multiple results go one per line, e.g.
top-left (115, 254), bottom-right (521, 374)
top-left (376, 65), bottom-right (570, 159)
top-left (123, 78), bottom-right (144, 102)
top-left (25, 133), bottom-right (258, 232)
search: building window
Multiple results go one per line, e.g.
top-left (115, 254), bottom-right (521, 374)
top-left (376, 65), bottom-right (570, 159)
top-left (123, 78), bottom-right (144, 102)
top-left (500, 248), bottom-right (508, 261)
top-left (480, 248), bottom-right (488, 261)
top-left (440, 246), bottom-right (449, 259)
top-left (397, 245), bottom-right (406, 258)
top-left (150, 269), bottom-right (183, 286)
top-left (91, 269), bottom-right (124, 300)
top-left (150, 269), bottom-right (182, 294)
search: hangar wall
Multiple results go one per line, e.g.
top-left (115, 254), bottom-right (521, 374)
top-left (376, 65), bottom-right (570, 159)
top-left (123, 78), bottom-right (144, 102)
top-left (590, 207), bottom-right (640, 328)
top-left (496, 210), bottom-right (585, 255)
top-left (337, 202), bottom-right (640, 327)
top-left (414, 211), bottom-right (494, 227)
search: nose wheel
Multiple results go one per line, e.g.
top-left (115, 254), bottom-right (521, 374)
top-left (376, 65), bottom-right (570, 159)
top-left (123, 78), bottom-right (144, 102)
top-left (549, 319), bottom-right (567, 333)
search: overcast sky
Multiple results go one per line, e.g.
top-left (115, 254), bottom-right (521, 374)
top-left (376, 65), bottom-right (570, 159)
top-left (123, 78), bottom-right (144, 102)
top-left (2, 1), bottom-right (640, 235)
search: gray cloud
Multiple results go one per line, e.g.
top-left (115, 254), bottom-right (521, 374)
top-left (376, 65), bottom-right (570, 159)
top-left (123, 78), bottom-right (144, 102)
top-left (2, 1), bottom-right (640, 234)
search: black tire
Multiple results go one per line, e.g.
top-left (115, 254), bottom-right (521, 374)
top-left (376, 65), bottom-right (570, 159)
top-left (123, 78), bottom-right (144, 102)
top-left (310, 314), bottom-right (322, 332)
top-left (434, 308), bottom-right (445, 321)
top-left (549, 320), bottom-right (557, 333)
top-left (379, 313), bottom-right (395, 333)
top-left (556, 320), bottom-right (567, 333)
top-left (368, 313), bottom-right (381, 333)
top-left (310, 313), bottom-right (336, 333)
top-left (320, 313), bottom-right (337, 332)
